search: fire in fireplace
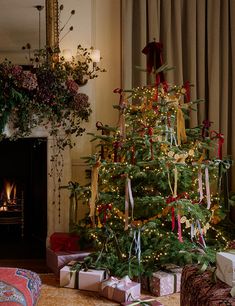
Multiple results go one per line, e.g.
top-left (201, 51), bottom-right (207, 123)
top-left (0, 179), bottom-right (24, 238)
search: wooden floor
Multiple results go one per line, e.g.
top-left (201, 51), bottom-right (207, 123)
top-left (38, 274), bottom-right (180, 306)
top-left (0, 258), bottom-right (51, 274)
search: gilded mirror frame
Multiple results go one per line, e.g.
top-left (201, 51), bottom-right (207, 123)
top-left (46, 0), bottom-right (59, 51)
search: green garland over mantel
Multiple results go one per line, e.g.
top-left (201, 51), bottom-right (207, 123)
top-left (0, 46), bottom-right (105, 148)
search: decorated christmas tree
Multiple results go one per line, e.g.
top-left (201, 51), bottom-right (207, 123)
top-left (74, 42), bottom-right (232, 278)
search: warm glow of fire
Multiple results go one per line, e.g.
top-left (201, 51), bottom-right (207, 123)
top-left (1, 180), bottom-right (17, 204)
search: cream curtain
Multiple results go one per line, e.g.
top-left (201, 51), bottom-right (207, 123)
top-left (121, 0), bottom-right (235, 190)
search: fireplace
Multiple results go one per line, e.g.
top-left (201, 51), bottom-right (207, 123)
top-left (0, 128), bottom-right (71, 259)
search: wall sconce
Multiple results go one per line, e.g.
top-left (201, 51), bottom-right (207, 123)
top-left (62, 49), bottom-right (73, 62)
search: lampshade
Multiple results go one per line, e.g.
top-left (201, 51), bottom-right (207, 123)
top-left (90, 49), bottom-right (100, 63)
top-left (62, 49), bottom-right (72, 61)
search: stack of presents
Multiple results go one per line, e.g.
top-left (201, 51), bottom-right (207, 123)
top-left (47, 233), bottom-right (235, 305)
top-left (46, 232), bottom-right (182, 305)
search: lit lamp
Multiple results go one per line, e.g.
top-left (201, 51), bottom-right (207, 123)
top-left (62, 49), bottom-right (73, 62)
top-left (90, 49), bottom-right (101, 65)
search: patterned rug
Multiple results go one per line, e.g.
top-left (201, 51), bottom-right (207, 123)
top-left (38, 274), bottom-right (180, 306)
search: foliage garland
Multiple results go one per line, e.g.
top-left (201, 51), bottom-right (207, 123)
top-left (0, 46), bottom-right (105, 148)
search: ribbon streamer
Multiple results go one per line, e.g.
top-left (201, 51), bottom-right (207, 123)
top-left (205, 167), bottom-right (211, 209)
top-left (210, 130), bottom-right (224, 160)
top-left (177, 213), bottom-right (183, 242)
top-left (127, 178), bottom-right (134, 219)
top-left (133, 229), bottom-right (141, 265)
top-left (173, 167), bottom-right (178, 198)
top-left (177, 107), bottom-right (187, 146)
top-left (196, 220), bottom-right (206, 248)
top-left (125, 176), bottom-right (134, 230)
top-left (89, 157), bottom-right (101, 227)
top-left (198, 168), bottom-right (204, 202)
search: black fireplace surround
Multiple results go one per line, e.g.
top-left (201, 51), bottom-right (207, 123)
top-left (0, 138), bottom-right (47, 259)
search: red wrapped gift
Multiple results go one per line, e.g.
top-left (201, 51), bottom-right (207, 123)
top-left (50, 232), bottom-right (80, 252)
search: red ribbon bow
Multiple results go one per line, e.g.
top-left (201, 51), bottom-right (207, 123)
top-left (202, 119), bottom-right (212, 138)
top-left (210, 130), bottom-right (224, 159)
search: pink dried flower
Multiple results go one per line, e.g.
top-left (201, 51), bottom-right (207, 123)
top-left (66, 79), bottom-right (79, 94)
top-left (11, 65), bottom-right (23, 79)
top-left (21, 71), bottom-right (38, 90)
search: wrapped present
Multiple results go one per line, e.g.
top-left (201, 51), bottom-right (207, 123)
top-left (46, 247), bottom-right (91, 276)
top-left (78, 268), bottom-right (106, 292)
top-left (162, 264), bottom-right (182, 292)
top-left (121, 296), bottom-right (163, 305)
top-left (132, 276), bottom-right (150, 292)
top-left (149, 269), bottom-right (180, 297)
top-left (60, 262), bottom-right (78, 288)
top-left (99, 276), bottom-right (141, 303)
top-left (50, 232), bottom-right (80, 252)
top-left (216, 251), bottom-right (235, 287)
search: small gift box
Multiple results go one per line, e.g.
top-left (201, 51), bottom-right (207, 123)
top-left (162, 264), bottom-right (182, 293)
top-left (216, 251), bottom-right (235, 287)
top-left (60, 262), bottom-right (78, 288)
top-left (50, 232), bottom-right (80, 252)
top-left (99, 276), bottom-right (141, 303)
top-left (149, 269), bottom-right (181, 297)
top-left (121, 296), bottom-right (163, 305)
top-left (46, 247), bottom-right (91, 276)
top-left (78, 268), bottom-right (106, 292)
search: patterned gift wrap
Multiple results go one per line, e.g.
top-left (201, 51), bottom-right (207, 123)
top-left (99, 276), bottom-right (141, 303)
top-left (0, 267), bottom-right (41, 306)
top-left (149, 270), bottom-right (180, 296)
top-left (163, 265), bottom-right (182, 293)
top-left (181, 264), bottom-right (235, 306)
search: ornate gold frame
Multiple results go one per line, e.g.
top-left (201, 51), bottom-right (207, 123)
top-left (46, 0), bottom-right (59, 51)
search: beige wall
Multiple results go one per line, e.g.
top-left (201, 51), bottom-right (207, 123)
top-left (59, 0), bottom-right (121, 184)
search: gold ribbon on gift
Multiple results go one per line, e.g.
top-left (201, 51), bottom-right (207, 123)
top-left (177, 107), bottom-right (187, 146)
top-left (89, 156), bottom-right (101, 227)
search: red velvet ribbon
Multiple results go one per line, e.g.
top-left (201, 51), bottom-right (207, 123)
top-left (201, 119), bottom-right (212, 138)
top-left (166, 196), bottom-right (178, 231)
top-left (98, 203), bottom-right (112, 224)
top-left (142, 41), bottom-right (165, 85)
top-left (183, 81), bottom-right (191, 103)
top-left (210, 130), bottom-right (224, 159)
top-left (166, 193), bottom-right (188, 239)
